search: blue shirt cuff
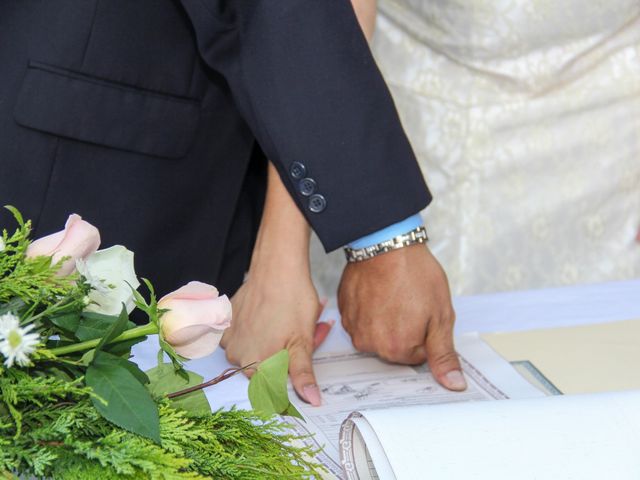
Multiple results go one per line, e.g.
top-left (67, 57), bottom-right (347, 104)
top-left (347, 214), bottom-right (424, 249)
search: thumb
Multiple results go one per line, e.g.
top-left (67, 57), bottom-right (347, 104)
top-left (425, 318), bottom-right (467, 391)
top-left (288, 339), bottom-right (322, 406)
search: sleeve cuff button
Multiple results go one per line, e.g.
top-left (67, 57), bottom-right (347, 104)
top-left (308, 194), bottom-right (327, 213)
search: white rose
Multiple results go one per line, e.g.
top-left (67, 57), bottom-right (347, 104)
top-left (77, 245), bottom-right (140, 315)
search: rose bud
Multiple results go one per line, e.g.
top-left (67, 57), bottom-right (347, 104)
top-left (27, 214), bottom-right (100, 276)
top-left (158, 281), bottom-right (232, 359)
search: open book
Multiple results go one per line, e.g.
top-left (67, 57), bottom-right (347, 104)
top-left (288, 334), bottom-right (640, 479)
top-left (340, 391), bottom-right (640, 479)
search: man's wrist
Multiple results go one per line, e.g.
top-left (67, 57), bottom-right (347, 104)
top-left (347, 214), bottom-right (424, 249)
top-left (344, 214), bottom-right (427, 263)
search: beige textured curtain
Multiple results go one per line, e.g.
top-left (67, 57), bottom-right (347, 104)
top-left (311, 0), bottom-right (640, 297)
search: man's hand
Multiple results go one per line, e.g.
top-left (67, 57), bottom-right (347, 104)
top-left (338, 243), bottom-right (467, 391)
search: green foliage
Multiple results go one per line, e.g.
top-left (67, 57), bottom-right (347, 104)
top-left (133, 279), bottom-right (187, 378)
top-left (73, 311), bottom-right (132, 342)
top-left (93, 306), bottom-right (129, 351)
top-left (146, 364), bottom-right (210, 415)
top-left (1, 371), bottom-right (324, 479)
top-left (0, 206), bottom-right (87, 316)
top-left (1, 208), bottom-right (322, 478)
top-left (86, 352), bottom-right (160, 443)
top-left (249, 350), bottom-right (303, 419)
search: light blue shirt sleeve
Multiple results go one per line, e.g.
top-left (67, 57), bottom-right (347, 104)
top-left (347, 214), bottom-right (424, 249)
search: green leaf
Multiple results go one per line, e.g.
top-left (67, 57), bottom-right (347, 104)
top-left (131, 288), bottom-right (148, 310)
top-left (248, 350), bottom-right (293, 416)
top-left (49, 312), bottom-right (81, 334)
top-left (4, 205), bottom-right (24, 226)
top-left (158, 337), bottom-right (188, 379)
top-left (75, 312), bottom-right (120, 342)
top-left (95, 305), bottom-right (129, 351)
top-left (86, 352), bottom-right (160, 442)
top-left (80, 349), bottom-right (95, 365)
top-left (146, 363), bottom-right (210, 414)
top-left (105, 336), bottom-right (147, 358)
top-left (95, 351), bottom-right (149, 384)
top-left (283, 402), bottom-right (304, 420)
top-left (131, 278), bottom-right (161, 326)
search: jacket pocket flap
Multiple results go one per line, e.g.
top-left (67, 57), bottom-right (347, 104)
top-left (14, 62), bottom-right (200, 159)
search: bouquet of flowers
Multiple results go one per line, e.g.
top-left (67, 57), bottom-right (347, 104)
top-left (0, 207), bottom-right (322, 479)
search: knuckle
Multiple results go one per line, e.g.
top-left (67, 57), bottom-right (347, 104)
top-left (429, 349), bottom-right (460, 369)
top-left (351, 335), bottom-right (371, 353)
top-left (287, 334), bottom-right (313, 352)
top-left (351, 335), bottom-right (364, 352)
top-left (378, 335), bottom-right (413, 363)
top-left (429, 314), bottom-right (455, 337)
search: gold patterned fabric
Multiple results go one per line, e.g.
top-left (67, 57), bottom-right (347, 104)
top-left (311, 0), bottom-right (640, 296)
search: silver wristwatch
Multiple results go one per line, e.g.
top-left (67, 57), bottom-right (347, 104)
top-left (344, 226), bottom-right (429, 263)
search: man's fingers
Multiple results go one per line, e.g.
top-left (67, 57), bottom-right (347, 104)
top-left (313, 297), bottom-right (333, 350)
top-left (425, 317), bottom-right (467, 391)
top-left (288, 340), bottom-right (322, 406)
top-left (313, 320), bottom-right (335, 350)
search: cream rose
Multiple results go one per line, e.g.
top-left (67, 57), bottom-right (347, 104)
top-left (159, 281), bottom-right (231, 359)
top-left (27, 214), bottom-right (100, 276)
top-left (77, 245), bottom-right (140, 315)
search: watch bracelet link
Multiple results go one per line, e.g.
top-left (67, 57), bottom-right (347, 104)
top-left (344, 226), bottom-right (429, 262)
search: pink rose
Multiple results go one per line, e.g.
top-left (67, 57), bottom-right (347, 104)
top-left (159, 281), bottom-right (232, 359)
top-left (27, 214), bottom-right (101, 276)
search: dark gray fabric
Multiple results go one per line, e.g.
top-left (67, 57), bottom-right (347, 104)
top-left (0, 0), bottom-right (430, 300)
top-left (15, 62), bottom-right (200, 159)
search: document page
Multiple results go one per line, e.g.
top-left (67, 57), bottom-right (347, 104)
top-left (342, 390), bottom-right (640, 480)
top-left (288, 334), bottom-right (542, 478)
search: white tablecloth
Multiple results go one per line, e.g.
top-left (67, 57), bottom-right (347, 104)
top-left (132, 279), bottom-right (640, 410)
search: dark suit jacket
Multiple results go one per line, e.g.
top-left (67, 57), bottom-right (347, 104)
top-left (0, 0), bottom-right (431, 298)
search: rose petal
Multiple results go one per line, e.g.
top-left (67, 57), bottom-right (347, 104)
top-left (159, 281), bottom-right (219, 302)
top-left (52, 216), bottom-right (101, 275)
top-left (161, 295), bottom-right (232, 332)
top-left (83, 246), bottom-right (140, 315)
top-left (26, 214), bottom-right (100, 276)
top-left (26, 229), bottom-right (66, 258)
top-left (164, 325), bottom-right (225, 359)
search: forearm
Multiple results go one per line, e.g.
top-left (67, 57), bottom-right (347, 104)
top-left (352, 0), bottom-right (377, 41)
top-left (251, 2), bottom-right (377, 272)
top-left (250, 162), bottom-right (311, 275)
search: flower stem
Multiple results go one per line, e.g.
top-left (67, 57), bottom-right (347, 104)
top-left (49, 323), bottom-right (157, 356)
top-left (167, 362), bottom-right (257, 399)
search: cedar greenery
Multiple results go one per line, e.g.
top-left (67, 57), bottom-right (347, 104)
top-left (0, 208), bottom-right (325, 479)
top-left (0, 370), bottom-right (322, 479)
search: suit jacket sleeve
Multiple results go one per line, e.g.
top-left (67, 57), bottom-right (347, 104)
top-left (179, 0), bottom-right (432, 251)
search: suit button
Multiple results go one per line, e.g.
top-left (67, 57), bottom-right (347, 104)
top-left (289, 161), bottom-right (306, 180)
top-left (298, 177), bottom-right (317, 196)
top-left (308, 194), bottom-right (326, 213)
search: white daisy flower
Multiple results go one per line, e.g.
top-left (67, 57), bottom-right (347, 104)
top-left (0, 314), bottom-right (40, 368)
top-left (0, 312), bottom-right (20, 337)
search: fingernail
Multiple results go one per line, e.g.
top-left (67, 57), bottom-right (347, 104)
top-left (444, 370), bottom-right (467, 391)
top-left (303, 384), bottom-right (322, 406)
